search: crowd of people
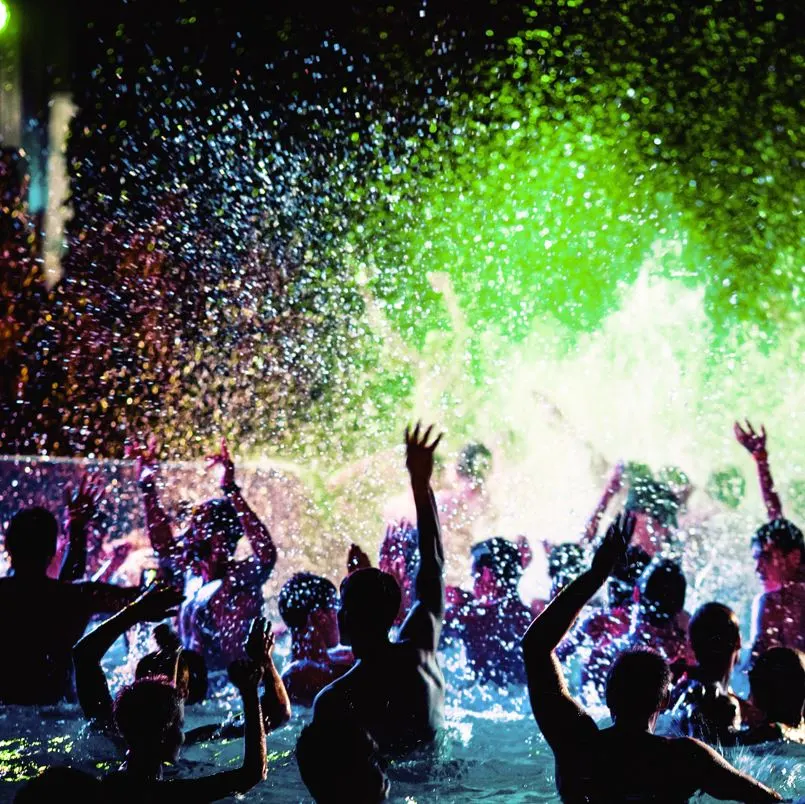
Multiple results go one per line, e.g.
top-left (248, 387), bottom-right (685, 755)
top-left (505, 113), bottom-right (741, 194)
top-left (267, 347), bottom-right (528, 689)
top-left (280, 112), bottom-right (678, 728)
top-left (1, 418), bottom-right (804, 803)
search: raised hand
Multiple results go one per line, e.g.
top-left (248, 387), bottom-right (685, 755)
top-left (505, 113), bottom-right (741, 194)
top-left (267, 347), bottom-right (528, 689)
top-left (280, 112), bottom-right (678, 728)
top-left (64, 473), bottom-right (106, 527)
top-left (405, 422), bottom-right (443, 485)
top-left (734, 420), bottom-right (767, 457)
top-left (206, 437), bottom-right (236, 489)
top-left (348, 543), bottom-right (372, 574)
top-left (590, 512), bottom-right (636, 580)
top-left (516, 534), bottom-right (533, 569)
top-left (245, 617), bottom-right (275, 670)
top-left (131, 585), bottom-right (184, 623)
top-left (125, 434), bottom-right (160, 486)
top-left (228, 657), bottom-right (264, 692)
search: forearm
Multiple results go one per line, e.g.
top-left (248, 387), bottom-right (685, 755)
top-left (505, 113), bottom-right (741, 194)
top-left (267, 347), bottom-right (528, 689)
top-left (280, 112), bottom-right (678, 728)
top-left (261, 658), bottom-right (292, 731)
top-left (412, 480), bottom-right (444, 612)
top-left (239, 687), bottom-right (268, 788)
top-left (141, 483), bottom-right (175, 554)
top-left (754, 452), bottom-right (782, 520)
top-left (522, 569), bottom-right (604, 656)
top-left (59, 518), bottom-right (89, 581)
top-left (226, 488), bottom-right (277, 569)
top-left (75, 606), bottom-right (138, 665)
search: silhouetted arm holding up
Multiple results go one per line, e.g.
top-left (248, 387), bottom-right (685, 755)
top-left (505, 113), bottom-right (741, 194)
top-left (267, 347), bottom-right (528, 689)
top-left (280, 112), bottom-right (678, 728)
top-left (207, 439), bottom-right (277, 572)
top-left (522, 514), bottom-right (635, 749)
top-left (399, 423), bottom-right (445, 650)
top-left (161, 656), bottom-right (267, 801)
top-left (74, 587), bottom-right (184, 731)
top-left (127, 436), bottom-right (176, 557)
top-left (735, 421), bottom-right (782, 520)
top-left (580, 461), bottom-right (624, 545)
top-left (60, 474), bottom-right (106, 581)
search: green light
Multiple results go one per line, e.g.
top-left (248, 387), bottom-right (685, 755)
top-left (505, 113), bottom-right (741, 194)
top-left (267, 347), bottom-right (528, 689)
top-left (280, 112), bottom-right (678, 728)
top-left (0, 1), bottom-right (9, 34)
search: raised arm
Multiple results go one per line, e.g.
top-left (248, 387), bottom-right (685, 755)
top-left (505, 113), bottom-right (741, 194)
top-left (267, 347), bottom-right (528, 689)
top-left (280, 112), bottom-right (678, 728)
top-left (684, 737), bottom-right (781, 802)
top-left (734, 421), bottom-right (783, 520)
top-left (399, 423), bottom-right (444, 649)
top-left (127, 436), bottom-right (176, 557)
top-left (580, 461), bottom-right (624, 545)
top-left (207, 439), bottom-right (277, 571)
top-left (163, 655), bottom-right (267, 801)
top-left (60, 474), bottom-right (106, 581)
top-left (73, 587), bottom-right (183, 729)
top-left (522, 514), bottom-right (635, 747)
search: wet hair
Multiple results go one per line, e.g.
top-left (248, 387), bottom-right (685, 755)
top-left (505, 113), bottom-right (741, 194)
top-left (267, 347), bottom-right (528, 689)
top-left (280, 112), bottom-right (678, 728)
top-left (706, 467), bottom-right (746, 510)
top-left (136, 641), bottom-right (209, 706)
top-left (114, 677), bottom-right (184, 750)
top-left (5, 507), bottom-right (59, 569)
top-left (752, 518), bottom-right (805, 563)
top-left (339, 568), bottom-right (401, 637)
top-left (625, 479), bottom-right (680, 528)
top-left (296, 720), bottom-right (387, 804)
top-left (639, 558), bottom-right (686, 625)
top-left (547, 543), bottom-right (585, 587)
top-left (279, 573), bottom-right (338, 631)
top-left (190, 497), bottom-right (242, 553)
top-left (14, 767), bottom-right (102, 803)
top-left (378, 522), bottom-right (420, 580)
top-left (688, 602), bottom-right (741, 666)
top-left (456, 442), bottom-right (493, 484)
top-left (606, 648), bottom-right (671, 721)
top-left (471, 537), bottom-right (522, 587)
top-left (749, 648), bottom-right (805, 724)
top-left (608, 545), bottom-right (651, 608)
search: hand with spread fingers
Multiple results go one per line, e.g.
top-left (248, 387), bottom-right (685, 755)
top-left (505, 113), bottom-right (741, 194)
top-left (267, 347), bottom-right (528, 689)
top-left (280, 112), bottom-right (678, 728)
top-left (206, 437), bottom-right (237, 489)
top-left (405, 422), bottom-right (443, 486)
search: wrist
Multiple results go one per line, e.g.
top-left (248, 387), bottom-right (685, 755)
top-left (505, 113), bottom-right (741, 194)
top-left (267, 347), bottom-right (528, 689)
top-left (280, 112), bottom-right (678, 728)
top-left (753, 449), bottom-right (768, 463)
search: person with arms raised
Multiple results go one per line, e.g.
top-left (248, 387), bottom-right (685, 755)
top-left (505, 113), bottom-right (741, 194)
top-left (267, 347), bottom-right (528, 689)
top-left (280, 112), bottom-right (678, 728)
top-left (310, 422), bottom-right (446, 756)
top-left (522, 512), bottom-right (782, 803)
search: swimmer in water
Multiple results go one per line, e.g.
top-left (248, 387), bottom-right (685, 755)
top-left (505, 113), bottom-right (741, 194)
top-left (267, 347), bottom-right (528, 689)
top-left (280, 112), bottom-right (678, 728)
top-left (278, 572), bottom-right (353, 706)
top-left (749, 518), bottom-right (805, 662)
top-left (670, 602), bottom-right (749, 744)
top-left (312, 423), bottom-right (446, 755)
top-left (443, 536), bottom-right (533, 685)
top-left (73, 587), bottom-right (290, 746)
top-left (522, 511), bottom-right (782, 803)
top-left (0, 502), bottom-right (139, 705)
top-left (130, 436), bottom-right (277, 670)
top-left (737, 647), bottom-right (805, 746)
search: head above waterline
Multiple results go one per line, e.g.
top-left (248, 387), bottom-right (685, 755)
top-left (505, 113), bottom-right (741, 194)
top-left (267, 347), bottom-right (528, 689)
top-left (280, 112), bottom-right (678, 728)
top-left (338, 568), bottom-right (401, 654)
top-left (181, 497), bottom-right (242, 581)
top-left (605, 648), bottom-right (672, 731)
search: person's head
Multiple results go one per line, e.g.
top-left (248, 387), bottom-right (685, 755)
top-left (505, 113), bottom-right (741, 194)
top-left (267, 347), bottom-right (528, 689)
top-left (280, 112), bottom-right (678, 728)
top-left (136, 632), bottom-right (209, 706)
top-left (14, 767), bottom-right (102, 804)
top-left (606, 648), bottom-right (672, 728)
top-left (688, 602), bottom-right (741, 677)
top-left (471, 537), bottom-right (522, 600)
top-left (638, 558), bottom-right (686, 626)
top-left (338, 568), bottom-right (400, 652)
top-left (751, 518), bottom-right (804, 592)
top-left (456, 442), bottom-right (493, 489)
top-left (182, 498), bottom-right (241, 581)
top-left (4, 507), bottom-right (59, 575)
top-left (625, 479), bottom-right (679, 555)
top-left (296, 720), bottom-right (389, 803)
top-left (279, 572), bottom-right (340, 649)
top-left (749, 648), bottom-right (805, 727)
top-left (706, 466), bottom-right (746, 510)
top-left (378, 522), bottom-right (420, 588)
top-left (657, 466), bottom-right (693, 507)
top-left (114, 677), bottom-right (185, 763)
top-left (547, 542), bottom-right (585, 598)
top-left (607, 545), bottom-right (651, 609)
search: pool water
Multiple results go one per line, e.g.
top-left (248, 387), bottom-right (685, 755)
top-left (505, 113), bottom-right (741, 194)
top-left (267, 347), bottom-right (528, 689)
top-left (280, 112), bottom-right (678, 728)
top-left (1, 645), bottom-right (803, 803)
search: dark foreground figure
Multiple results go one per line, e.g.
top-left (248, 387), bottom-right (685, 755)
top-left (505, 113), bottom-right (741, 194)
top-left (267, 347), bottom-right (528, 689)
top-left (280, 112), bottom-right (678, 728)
top-left (522, 512), bottom-right (782, 804)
